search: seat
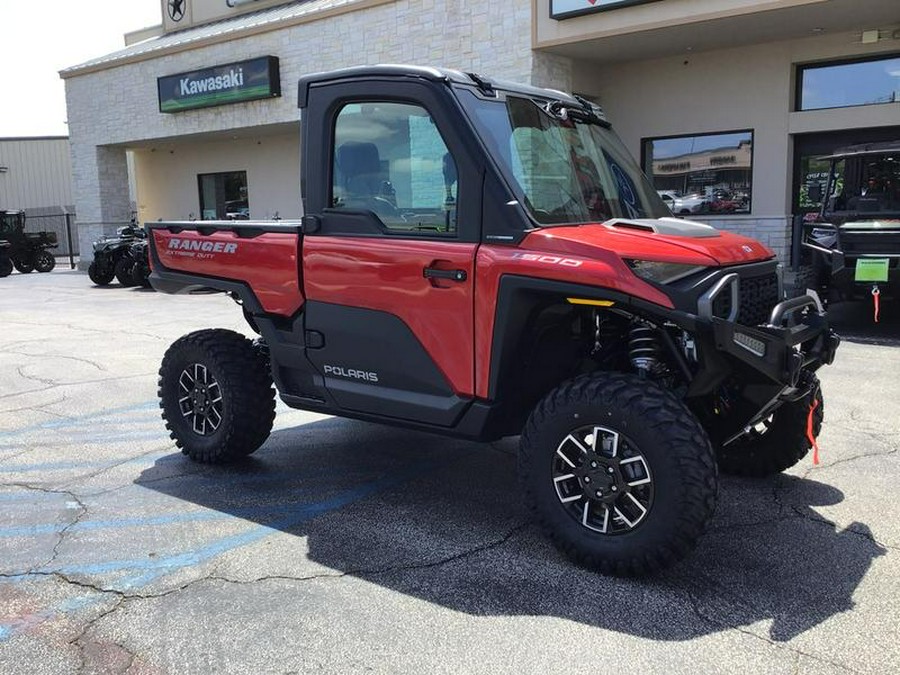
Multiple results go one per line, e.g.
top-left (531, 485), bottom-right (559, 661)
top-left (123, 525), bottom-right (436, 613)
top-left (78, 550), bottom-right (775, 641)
top-left (336, 141), bottom-right (384, 202)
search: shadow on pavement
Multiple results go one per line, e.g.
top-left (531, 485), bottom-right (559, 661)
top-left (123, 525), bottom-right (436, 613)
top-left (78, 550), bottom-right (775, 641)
top-left (137, 418), bottom-right (885, 643)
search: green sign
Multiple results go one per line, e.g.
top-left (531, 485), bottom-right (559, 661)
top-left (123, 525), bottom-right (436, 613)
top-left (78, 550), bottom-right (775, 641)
top-left (854, 258), bottom-right (889, 282)
top-left (158, 56), bottom-right (280, 113)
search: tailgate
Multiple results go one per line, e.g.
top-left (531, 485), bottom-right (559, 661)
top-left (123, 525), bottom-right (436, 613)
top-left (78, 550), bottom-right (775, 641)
top-left (148, 220), bottom-right (304, 317)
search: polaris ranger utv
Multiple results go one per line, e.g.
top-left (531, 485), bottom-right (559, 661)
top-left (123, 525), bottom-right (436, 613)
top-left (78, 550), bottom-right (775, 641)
top-left (799, 141), bottom-right (900, 316)
top-left (148, 66), bottom-right (839, 575)
top-left (0, 210), bottom-right (58, 274)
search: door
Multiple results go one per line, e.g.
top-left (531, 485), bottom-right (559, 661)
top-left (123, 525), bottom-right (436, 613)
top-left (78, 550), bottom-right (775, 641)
top-left (301, 85), bottom-right (483, 426)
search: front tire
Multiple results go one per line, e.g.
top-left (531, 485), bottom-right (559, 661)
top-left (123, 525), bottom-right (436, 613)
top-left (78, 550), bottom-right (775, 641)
top-left (88, 261), bottom-right (115, 286)
top-left (159, 329), bottom-right (275, 463)
top-left (715, 378), bottom-right (823, 477)
top-left (520, 373), bottom-right (718, 576)
top-left (34, 251), bottom-right (56, 273)
top-left (0, 256), bottom-right (12, 278)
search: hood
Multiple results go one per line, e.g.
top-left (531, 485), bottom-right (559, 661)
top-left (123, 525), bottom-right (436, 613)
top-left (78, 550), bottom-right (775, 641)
top-left (524, 218), bottom-right (774, 266)
top-left (838, 219), bottom-right (900, 231)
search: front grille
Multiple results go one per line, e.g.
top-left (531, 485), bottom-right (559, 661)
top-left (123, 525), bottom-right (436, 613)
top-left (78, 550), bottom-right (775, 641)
top-left (713, 271), bottom-right (779, 326)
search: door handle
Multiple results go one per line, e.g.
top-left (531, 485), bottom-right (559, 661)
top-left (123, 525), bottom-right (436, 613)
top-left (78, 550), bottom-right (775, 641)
top-left (423, 267), bottom-right (467, 282)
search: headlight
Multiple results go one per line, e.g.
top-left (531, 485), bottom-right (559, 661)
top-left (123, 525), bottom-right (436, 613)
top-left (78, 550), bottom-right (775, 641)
top-left (626, 260), bottom-right (708, 284)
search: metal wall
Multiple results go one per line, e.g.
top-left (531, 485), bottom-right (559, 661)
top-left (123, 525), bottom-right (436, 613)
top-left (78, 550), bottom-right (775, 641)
top-left (0, 137), bottom-right (73, 211)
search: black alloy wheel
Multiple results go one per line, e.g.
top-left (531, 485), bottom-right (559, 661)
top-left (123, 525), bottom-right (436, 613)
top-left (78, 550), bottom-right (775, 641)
top-left (552, 424), bottom-right (654, 535)
top-left (177, 363), bottom-right (224, 436)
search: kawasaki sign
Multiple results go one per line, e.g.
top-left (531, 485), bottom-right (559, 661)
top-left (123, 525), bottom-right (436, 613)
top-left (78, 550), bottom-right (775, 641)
top-left (158, 56), bottom-right (281, 113)
top-left (551, 0), bottom-right (662, 20)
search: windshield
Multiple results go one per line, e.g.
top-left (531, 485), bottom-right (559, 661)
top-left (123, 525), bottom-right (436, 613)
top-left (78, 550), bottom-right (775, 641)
top-left (460, 91), bottom-right (670, 225)
top-left (826, 153), bottom-right (900, 216)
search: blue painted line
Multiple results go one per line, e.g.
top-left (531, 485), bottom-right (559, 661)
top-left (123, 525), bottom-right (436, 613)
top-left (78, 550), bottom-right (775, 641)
top-left (0, 498), bottom-right (342, 537)
top-left (0, 456), bottom-right (439, 602)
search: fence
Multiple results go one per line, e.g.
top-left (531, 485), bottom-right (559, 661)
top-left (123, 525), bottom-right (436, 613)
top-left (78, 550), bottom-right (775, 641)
top-left (21, 208), bottom-right (78, 268)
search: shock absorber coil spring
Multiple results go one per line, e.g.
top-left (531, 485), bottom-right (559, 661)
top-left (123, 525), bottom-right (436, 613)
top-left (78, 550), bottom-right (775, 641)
top-left (629, 322), bottom-right (662, 374)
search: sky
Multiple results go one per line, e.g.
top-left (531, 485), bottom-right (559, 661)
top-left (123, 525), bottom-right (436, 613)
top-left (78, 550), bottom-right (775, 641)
top-left (0, 1), bottom-right (162, 137)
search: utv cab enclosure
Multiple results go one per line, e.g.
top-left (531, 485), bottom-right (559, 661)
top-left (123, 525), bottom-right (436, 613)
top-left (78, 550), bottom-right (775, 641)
top-left (148, 66), bottom-right (840, 576)
top-left (800, 141), bottom-right (900, 306)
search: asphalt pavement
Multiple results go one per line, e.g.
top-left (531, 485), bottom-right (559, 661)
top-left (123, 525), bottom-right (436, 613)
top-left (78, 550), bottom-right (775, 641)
top-left (0, 270), bottom-right (898, 674)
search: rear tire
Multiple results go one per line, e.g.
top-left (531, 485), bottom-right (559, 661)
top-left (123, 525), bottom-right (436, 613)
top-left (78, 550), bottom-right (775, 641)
top-left (159, 329), bottom-right (275, 463)
top-left (520, 372), bottom-right (718, 576)
top-left (716, 377), bottom-right (823, 477)
top-left (34, 251), bottom-right (55, 273)
top-left (0, 256), bottom-right (12, 278)
top-left (13, 256), bottom-right (34, 274)
top-left (88, 261), bottom-right (115, 286)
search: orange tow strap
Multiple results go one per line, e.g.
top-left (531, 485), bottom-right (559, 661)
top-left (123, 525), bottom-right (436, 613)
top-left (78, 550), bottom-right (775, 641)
top-left (872, 285), bottom-right (880, 323)
top-left (806, 396), bottom-right (821, 466)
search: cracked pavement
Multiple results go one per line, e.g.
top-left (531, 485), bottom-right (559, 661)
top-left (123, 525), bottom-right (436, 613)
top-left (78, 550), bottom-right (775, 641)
top-left (1, 271), bottom-right (899, 674)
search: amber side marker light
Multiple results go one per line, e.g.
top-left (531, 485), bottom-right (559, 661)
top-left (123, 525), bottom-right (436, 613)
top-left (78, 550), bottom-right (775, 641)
top-left (566, 298), bottom-right (615, 307)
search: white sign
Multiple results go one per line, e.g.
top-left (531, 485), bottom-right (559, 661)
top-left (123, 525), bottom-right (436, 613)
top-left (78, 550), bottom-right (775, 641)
top-left (551, 0), bottom-right (661, 20)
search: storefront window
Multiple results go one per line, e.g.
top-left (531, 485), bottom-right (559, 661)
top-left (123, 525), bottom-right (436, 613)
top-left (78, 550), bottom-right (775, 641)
top-left (642, 131), bottom-right (753, 216)
top-left (798, 54), bottom-right (900, 111)
top-left (198, 171), bottom-right (249, 220)
top-left (797, 155), bottom-right (833, 216)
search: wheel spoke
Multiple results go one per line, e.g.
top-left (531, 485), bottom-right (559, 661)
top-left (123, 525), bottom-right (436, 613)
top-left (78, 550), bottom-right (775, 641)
top-left (625, 492), bottom-right (648, 517)
top-left (554, 473), bottom-right (576, 483)
top-left (179, 371), bottom-right (194, 393)
top-left (593, 426), bottom-right (619, 457)
top-left (555, 447), bottom-right (577, 469)
top-left (613, 506), bottom-right (635, 529)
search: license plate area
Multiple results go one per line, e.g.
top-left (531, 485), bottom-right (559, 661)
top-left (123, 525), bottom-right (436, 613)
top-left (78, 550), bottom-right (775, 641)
top-left (854, 258), bottom-right (889, 282)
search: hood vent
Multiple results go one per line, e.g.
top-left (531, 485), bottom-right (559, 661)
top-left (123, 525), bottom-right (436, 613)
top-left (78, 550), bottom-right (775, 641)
top-left (603, 217), bottom-right (720, 239)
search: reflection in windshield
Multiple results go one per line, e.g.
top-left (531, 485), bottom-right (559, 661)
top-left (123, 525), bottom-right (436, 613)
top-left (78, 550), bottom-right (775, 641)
top-left (828, 153), bottom-right (900, 214)
top-left (462, 93), bottom-right (669, 225)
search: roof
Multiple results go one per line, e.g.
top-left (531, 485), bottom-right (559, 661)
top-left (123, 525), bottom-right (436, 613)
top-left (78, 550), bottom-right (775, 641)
top-left (820, 141), bottom-right (900, 160)
top-left (60, 0), bottom-right (364, 78)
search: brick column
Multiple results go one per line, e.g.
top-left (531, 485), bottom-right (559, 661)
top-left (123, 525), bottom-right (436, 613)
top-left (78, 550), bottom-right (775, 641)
top-left (70, 144), bottom-right (132, 270)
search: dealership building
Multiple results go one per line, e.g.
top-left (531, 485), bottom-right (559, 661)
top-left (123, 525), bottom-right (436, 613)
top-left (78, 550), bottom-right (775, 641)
top-left (61, 0), bottom-right (900, 264)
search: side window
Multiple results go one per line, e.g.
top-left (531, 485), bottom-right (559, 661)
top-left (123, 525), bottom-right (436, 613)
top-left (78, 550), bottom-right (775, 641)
top-left (332, 101), bottom-right (458, 234)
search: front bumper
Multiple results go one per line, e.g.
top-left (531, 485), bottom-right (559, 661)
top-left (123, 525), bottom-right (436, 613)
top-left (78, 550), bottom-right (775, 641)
top-left (686, 291), bottom-right (840, 445)
top-left (707, 293), bottom-right (840, 389)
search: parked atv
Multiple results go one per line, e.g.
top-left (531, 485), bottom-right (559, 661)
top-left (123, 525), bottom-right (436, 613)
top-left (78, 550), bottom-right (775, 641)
top-left (0, 210), bottom-right (58, 274)
top-left (88, 220), bottom-right (145, 286)
top-left (798, 141), bottom-right (900, 317)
